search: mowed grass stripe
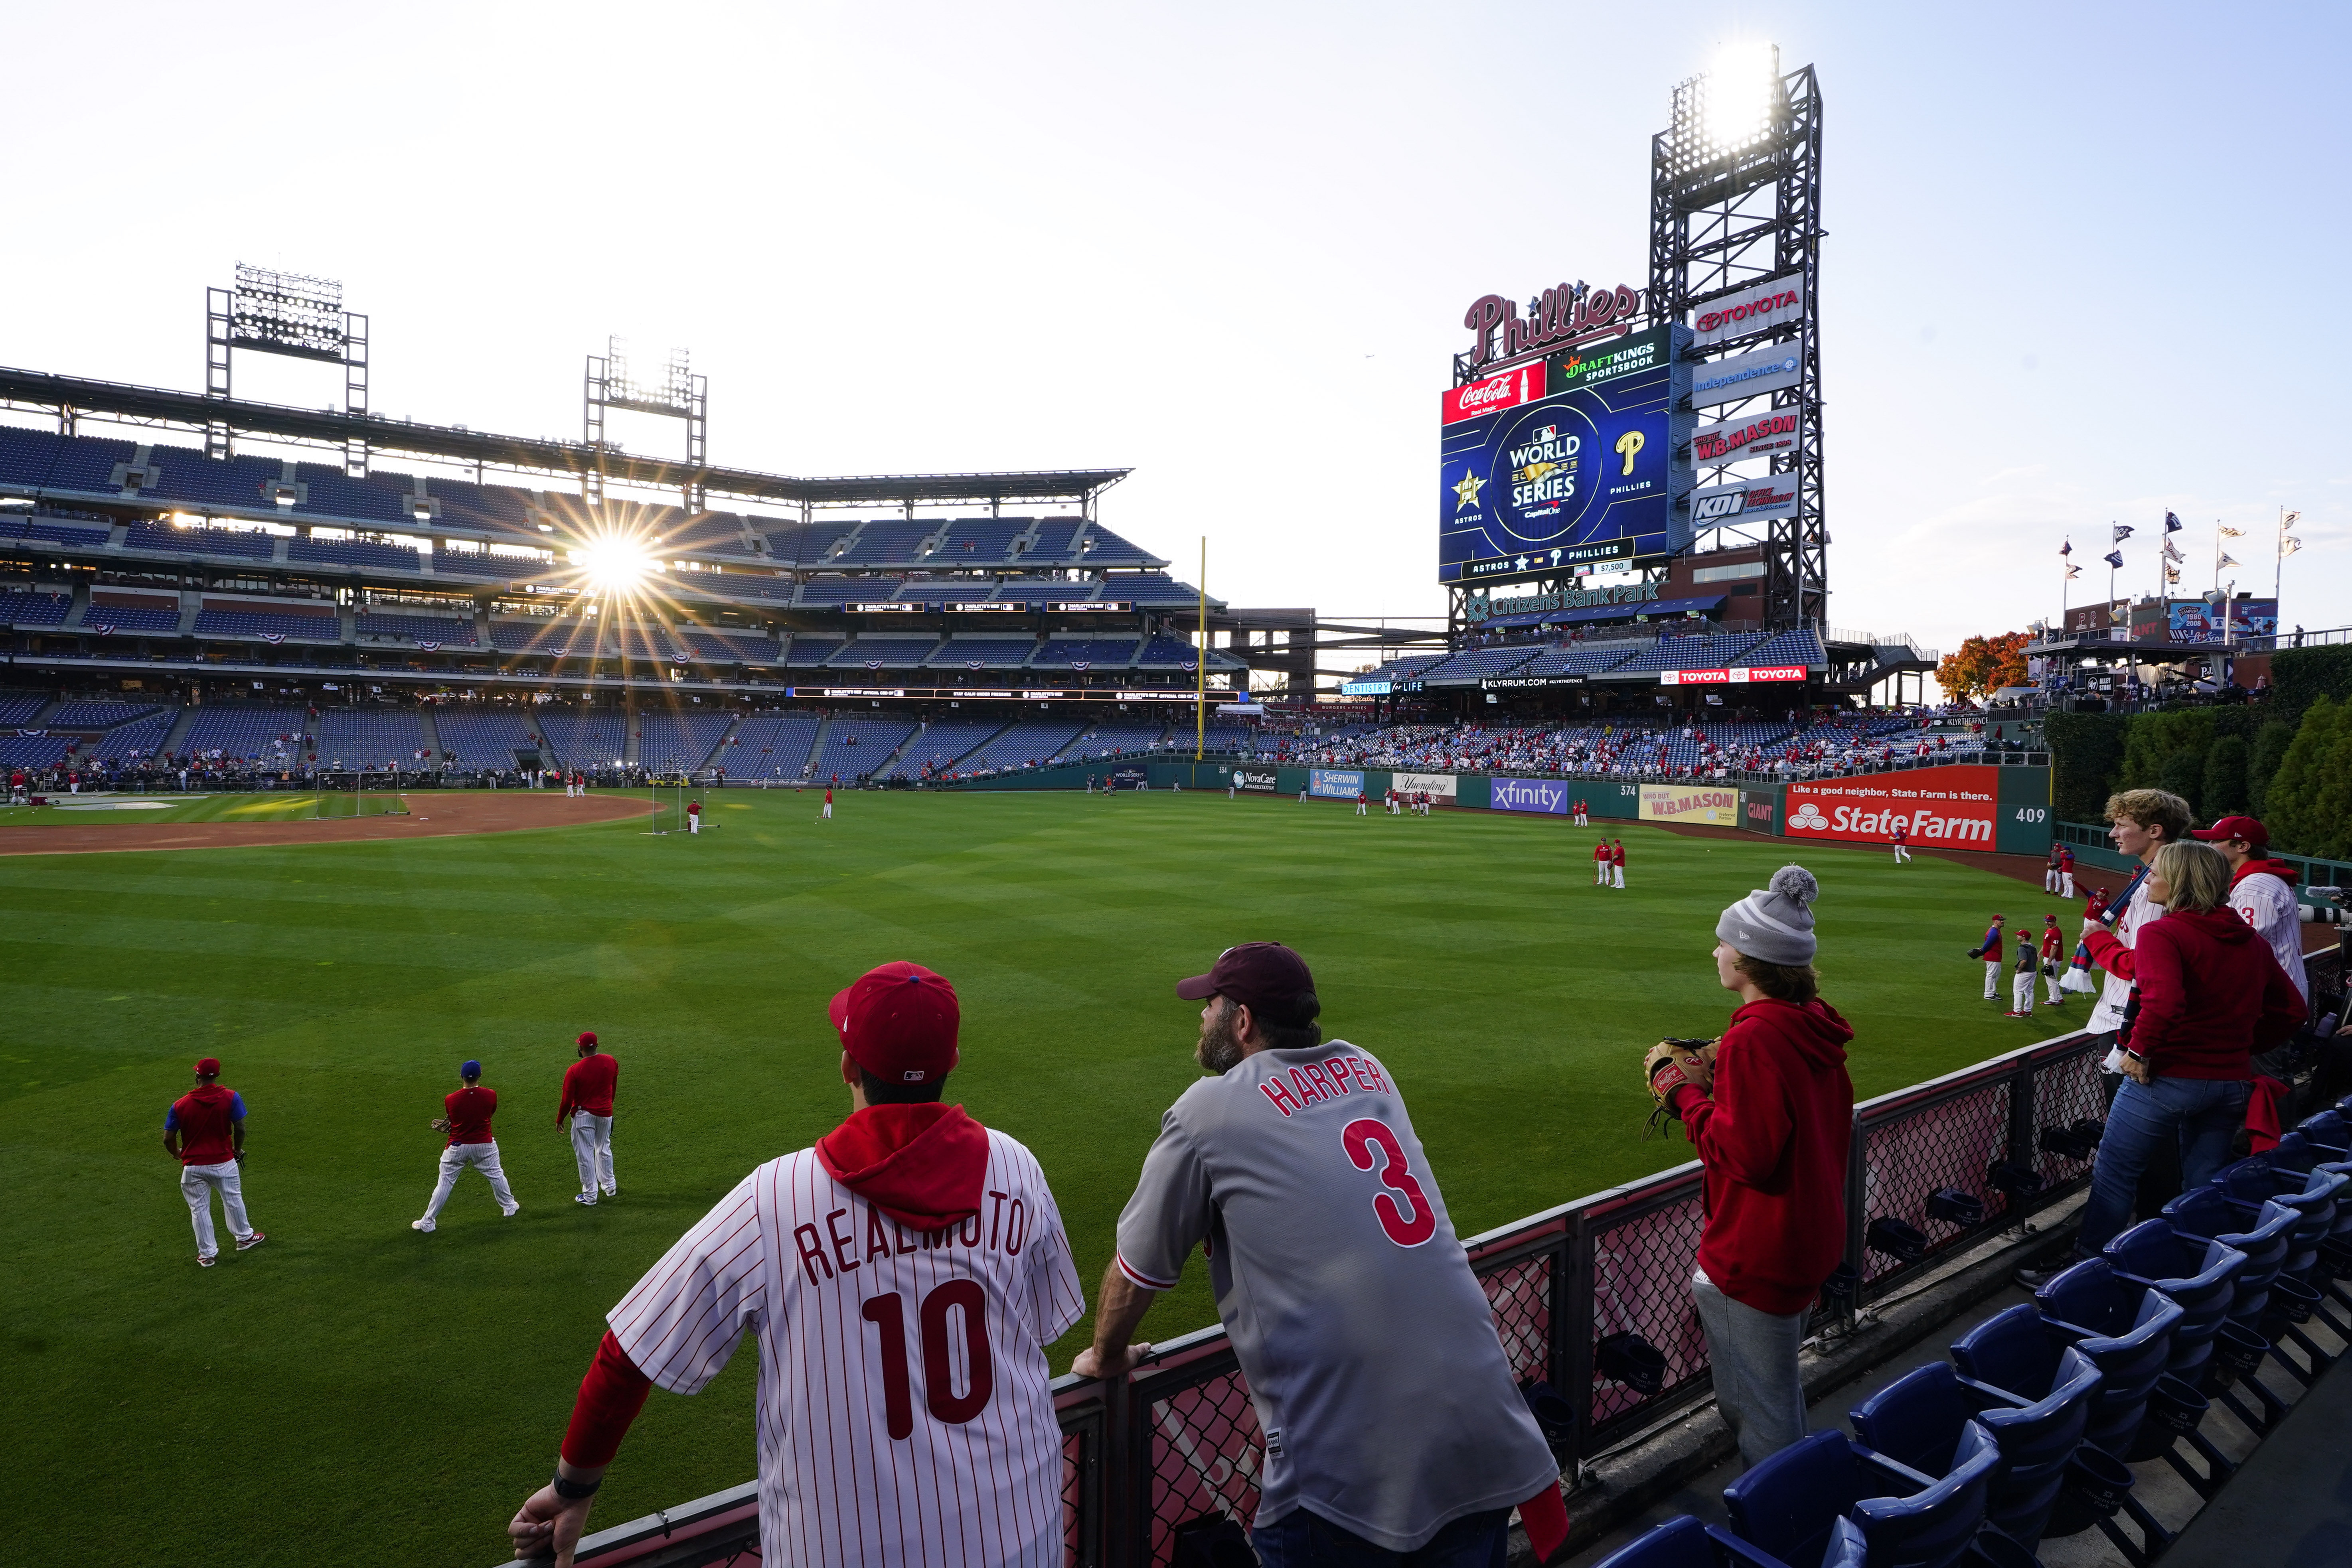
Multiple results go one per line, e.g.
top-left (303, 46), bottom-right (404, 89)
top-left (0, 789), bottom-right (2052, 1566)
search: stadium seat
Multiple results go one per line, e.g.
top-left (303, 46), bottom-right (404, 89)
top-left (1849, 1360), bottom-right (2089, 1550)
top-left (2026, 1260), bottom-right (2183, 1458)
top-left (1594, 1515), bottom-right (1764, 1568)
top-left (2101, 1221), bottom-right (2245, 1384)
top-left (1720, 1424), bottom-right (1996, 1568)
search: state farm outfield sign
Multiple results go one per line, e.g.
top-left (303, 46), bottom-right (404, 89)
top-left (1783, 764), bottom-right (1998, 848)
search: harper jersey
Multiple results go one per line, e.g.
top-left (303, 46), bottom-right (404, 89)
top-left (606, 1129), bottom-right (1083, 1568)
top-left (1114, 1041), bottom-right (1557, 1552)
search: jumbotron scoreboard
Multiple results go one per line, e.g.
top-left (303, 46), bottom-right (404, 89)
top-left (1438, 314), bottom-right (1694, 586)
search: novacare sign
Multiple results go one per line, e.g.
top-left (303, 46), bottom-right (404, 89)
top-left (1490, 777), bottom-right (1569, 815)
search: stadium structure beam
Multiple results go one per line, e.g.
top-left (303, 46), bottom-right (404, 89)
top-left (0, 365), bottom-right (1130, 511)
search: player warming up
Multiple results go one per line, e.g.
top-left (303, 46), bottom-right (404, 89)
top-left (1968, 914), bottom-right (2006, 1001)
top-left (1593, 838), bottom-right (1611, 886)
top-left (1891, 822), bottom-right (1910, 864)
top-left (821, 785), bottom-right (834, 821)
top-left (414, 1060), bottom-right (519, 1231)
top-left (508, 962), bottom-right (1084, 1568)
top-left (1078, 943), bottom-right (1573, 1565)
top-left (2040, 914), bottom-right (2067, 1006)
top-left (559, 1032), bottom-right (620, 1205)
top-left (165, 1056), bottom-right (265, 1266)
top-left (1611, 837), bottom-right (1628, 889)
top-left (2005, 928), bottom-right (2038, 1019)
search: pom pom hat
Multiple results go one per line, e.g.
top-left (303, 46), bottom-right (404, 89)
top-left (1716, 865), bottom-right (1821, 966)
top-left (831, 961), bottom-right (960, 1083)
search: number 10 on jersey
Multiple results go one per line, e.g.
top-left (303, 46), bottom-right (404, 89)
top-left (860, 1280), bottom-right (995, 1440)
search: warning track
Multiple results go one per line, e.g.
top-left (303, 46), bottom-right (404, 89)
top-left (0, 791), bottom-right (654, 855)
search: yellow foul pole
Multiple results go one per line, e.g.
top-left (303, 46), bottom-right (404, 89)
top-left (1195, 537), bottom-right (1207, 762)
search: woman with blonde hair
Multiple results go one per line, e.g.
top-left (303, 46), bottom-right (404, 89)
top-left (2068, 839), bottom-right (2305, 1259)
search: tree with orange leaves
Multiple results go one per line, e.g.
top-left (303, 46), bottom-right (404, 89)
top-left (1935, 631), bottom-right (2032, 701)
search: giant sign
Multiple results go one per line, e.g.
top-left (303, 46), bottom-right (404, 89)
top-left (1489, 776), bottom-right (1570, 815)
top-left (1688, 343), bottom-right (1802, 409)
top-left (1639, 783), bottom-right (1738, 826)
top-left (1783, 764), bottom-right (1998, 848)
top-left (1440, 325), bottom-right (1690, 585)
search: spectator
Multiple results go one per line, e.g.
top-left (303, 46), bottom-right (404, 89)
top-left (1656, 866), bottom-right (1854, 1469)
top-left (2055, 842), bottom-right (2305, 1263)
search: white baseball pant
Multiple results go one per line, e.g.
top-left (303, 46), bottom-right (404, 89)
top-left (1894, 844), bottom-right (1910, 863)
top-left (1984, 959), bottom-right (2002, 1000)
top-left (2012, 972), bottom-right (2036, 1016)
top-left (1595, 861), bottom-right (1609, 885)
top-left (1613, 865), bottom-right (1625, 889)
top-left (2044, 962), bottom-right (2065, 1005)
top-left (424, 1140), bottom-right (518, 1220)
top-left (180, 1160), bottom-right (254, 1258)
top-left (2062, 872), bottom-right (2075, 898)
top-left (571, 1110), bottom-right (616, 1198)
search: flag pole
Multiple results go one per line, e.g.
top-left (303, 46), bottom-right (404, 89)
top-left (2274, 504), bottom-right (2284, 608)
top-left (1195, 537), bottom-right (1206, 763)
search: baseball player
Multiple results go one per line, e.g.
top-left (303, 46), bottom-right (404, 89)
top-left (414, 1060), bottom-right (519, 1231)
top-left (2196, 815), bottom-right (2309, 1003)
top-left (821, 785), bottom-right (834, 820)
top-left (507, 961), bottom-right (1084, 1568)
top-left (559, 1032), bottom-right (620, 1205)
top-left (1611, 837), bottom-right (1627, 889)
top-left (1593, 838), bottom-right (1611, 886)
top-left (1355, 789), bottom-right (1367, 817)
top-left (2039, 915), bottom-right (2068, 1005)
top-left (687, 797), bottom-right (702, 834)
top-left (1968, 915), bottom-right (2006, 1001)
top-left (164, 1056), bottom-right (265, 1266)
top-left (2005, 928), bottom-right (2038, 1019)
top-left (1076, 943), bottom-right (1572, 1565)
top-left (2044, 842), bottom-right (2064, 894)
top-left (2058, 846), bottom-right (2077, 899)
top-left (1573, 798), bottom-right (1588, 826)
top-left (1890, 822), bottom-right (1911, 864)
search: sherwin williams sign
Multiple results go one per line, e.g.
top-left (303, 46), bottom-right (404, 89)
top-left (1308, 769), bottom-right (1364, 799)
top-left (1639, 783), bottom-right (1738, 827)
top-left (1784, 764), bottom-right (1998, 847)
top-left (1490, 777), bottom-right (1570, 815)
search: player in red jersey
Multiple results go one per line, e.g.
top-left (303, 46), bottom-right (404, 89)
top-left (415, 1060), bottom-right (519, 1232)
top-left (559, 1032), bottom-right (620, 1205)
top-left (2039, 914), bottom-right (2068, 1006)
top-left (1891, 821), bottom-right (1911, 864)
top-left (822, 785), bottom-right (835, 821)
top-left (2058, 846), bottom-right (2077, 899)
top-left (686, 797), bottom-right (702, 834)
top-left (165, 1057), bottom-right (264, 1266)
top-left (1594, 838), bottom-right (1611, 886)
top-left (508, 962), bottom-right (1083, 1568)
top-left (1611, 838), bottom-right (1628, 889)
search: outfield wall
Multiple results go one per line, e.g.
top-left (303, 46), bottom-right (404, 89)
top-left (942, 759), bottom-right (2054, 857)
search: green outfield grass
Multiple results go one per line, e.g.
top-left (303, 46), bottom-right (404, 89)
top-left (0, 789), bottom-right (2065, 1566)
top-left (0, 791), bottom-right (401, 826)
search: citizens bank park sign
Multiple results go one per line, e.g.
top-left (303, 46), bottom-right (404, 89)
top-left (1783, 765), bottom-right (1998, 847)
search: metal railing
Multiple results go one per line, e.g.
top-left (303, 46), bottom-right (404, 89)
top-left (541, 1032), bottom-right (2106, 1568)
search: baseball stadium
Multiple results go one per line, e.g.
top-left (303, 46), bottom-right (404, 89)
top-left (7, 16), bottom-right (2352, 1568)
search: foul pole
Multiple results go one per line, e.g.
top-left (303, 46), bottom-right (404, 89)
top-left (1194, 537), bottom-right (1206, 762)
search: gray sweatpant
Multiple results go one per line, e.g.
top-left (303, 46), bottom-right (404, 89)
top-left (1693, 1271), bottom-right (1809, 1469)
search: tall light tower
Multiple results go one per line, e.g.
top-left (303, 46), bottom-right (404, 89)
top-left (584, 336), bottom-right (708, 510)
top-left (1650, 45), bottom-right (1825, 631)
top-left (205, 265), bottom-right (370, 473)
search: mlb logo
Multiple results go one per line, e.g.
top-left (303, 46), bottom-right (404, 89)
top-left (1535, 426), bottom-right (1557, 443)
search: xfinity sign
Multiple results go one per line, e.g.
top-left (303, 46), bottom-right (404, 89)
top-left (1491, 777), bottom-right (1570, 815)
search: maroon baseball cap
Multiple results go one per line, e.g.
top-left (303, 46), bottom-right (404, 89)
top-left (1175, 943), bottom-right (1320, 1027)
top-left (577, 1031), bottom-right (598, 1047)
top-left (194, 1057), bottom-right (221, 1076)
top-left (2192, 815), bottom-right (2269, 850)
top-left (830, 962), bottom-right (960, 1084)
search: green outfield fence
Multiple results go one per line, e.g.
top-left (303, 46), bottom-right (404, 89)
top-left (520, 1029), bottom-right (2138, 1568)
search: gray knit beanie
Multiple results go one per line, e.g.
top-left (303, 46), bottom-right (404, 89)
top-left (1716, 864), bottom-right (1820, 965)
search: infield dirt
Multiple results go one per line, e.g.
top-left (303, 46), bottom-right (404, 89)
top-left (0, 790), bottom-right (654, 854)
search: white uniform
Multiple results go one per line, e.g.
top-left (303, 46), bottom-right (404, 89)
top-left (2231, 869), bottom-right (2310, 1004)
top-left (2091, 870), bottom-right (2163, 1068)
top-left (424, 1142), bottom-right (519, 1223)
top-left (609, 1129), bottom-right (1084, 1568)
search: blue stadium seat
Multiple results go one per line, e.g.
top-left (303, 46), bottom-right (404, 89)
top-left (1848, 1358), bottom-right (2093, 1550)
top-left (1594, 1515), bottom-right (1760, 1568)
top-left (2027, 1259), bottom-right (2182, 1459)
top-left (2101, 1221), bottom-right (2245, 1384)
top-left (1720, 1424), bottom-right (1996, 1568)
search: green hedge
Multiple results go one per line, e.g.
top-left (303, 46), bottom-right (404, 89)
top-left (2044, 710), bottom-right (2130, 823)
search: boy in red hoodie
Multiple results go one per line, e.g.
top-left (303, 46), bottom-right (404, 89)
top-left (509, 963), bottom-right (1086, 1568)
top-left (1651, 865), bottom-right (1854, 1468)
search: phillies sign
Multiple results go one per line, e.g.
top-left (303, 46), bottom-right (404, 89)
top-left (1783, 765), bottom-right (1999, 848)
top-left (1462, 281), bottom-right (1644, 370)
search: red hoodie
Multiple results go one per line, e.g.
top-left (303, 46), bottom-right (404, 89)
top-left (2104, 906), bottom-right (2305, 1080)
top-left (1669, 998), bottom-right (1856, 1315)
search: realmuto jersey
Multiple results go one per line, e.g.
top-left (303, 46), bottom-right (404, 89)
top-left (608, 1129), bottom-right (1084, 1568)
top-left (1114, 1042), bottom-right (1557, 1552)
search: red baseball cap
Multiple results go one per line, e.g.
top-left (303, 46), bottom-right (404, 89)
top-left (2191, 815), bottom-right (2269, 850)
top-left (830, 962), bottom-right (960, 1084)
top-left (194, 1057), bottom-right (221, 1076)
top-left (577, 1031), bottom-right (598, 1047)
top-left (1175, 942), bottom-right (1320, 1027)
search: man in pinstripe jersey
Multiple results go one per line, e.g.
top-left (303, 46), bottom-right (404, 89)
top-left (508, 961), bottom-right (1084, 1568)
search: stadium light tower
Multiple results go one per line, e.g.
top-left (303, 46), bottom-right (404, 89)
top-left (1650, 43), bottom-right (1825, 633)
top-left (205, 264), bottom-right (371, 473)
top-left (584, 336), bottom-right (709, 510)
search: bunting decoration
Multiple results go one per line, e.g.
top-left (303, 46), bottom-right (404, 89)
top-left (418, 641), bottom-right (441, 652)
top-left (263, 633), bottom-right (286, 645)
top-left (91, 623), bottom-right (115, 637)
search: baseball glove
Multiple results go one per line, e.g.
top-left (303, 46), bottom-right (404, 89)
top-left (1641, 1037), bottom-right (1718, 1140)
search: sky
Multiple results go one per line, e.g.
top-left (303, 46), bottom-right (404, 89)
top-left (1, 2), bottom-right (2344, 660)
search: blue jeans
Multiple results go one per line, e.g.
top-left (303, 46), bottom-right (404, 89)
top-left (2078, 1076), bottom-right (2250, 1256)
top-left (1252, 1507), bottom-right (1509, 1568)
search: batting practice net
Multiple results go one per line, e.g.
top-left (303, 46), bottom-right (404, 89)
top-left (506, 1031), bottom-right (2107, 1568)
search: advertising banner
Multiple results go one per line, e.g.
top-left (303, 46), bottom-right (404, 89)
top-left (1440, 324), bottom-right (1690, 584)
top-left (1232, 767), bottom-right (1279, 792)
top-left (1639, 783), bottom-right (1739, 826)
top-left (1489, 776), bottom-right (1570, 815)
top-left (1687, 475), bottom-right (1801, 526)
top-left (1690, 409), bottom-right (1802, 465)
top-left (1690, 273), bottom-right (1805, 348)
top-left (1658, 665), bottom-right (1812, 686)
top-left (1110, 767), bottom-right (1149, 790)
top-left (2167, 598), bottom-right (2278, 643)
top-left (1688, 343), bottom-right (1803, 409)
top-left (1308, 768), bottom-right (1364, 800)
top-left (1739, 785), bottom-right (1783, 835)
top-left (1393, 771), bottom-right (1458, 803)
top-left (1783, 764), bottom-right (1998, 849)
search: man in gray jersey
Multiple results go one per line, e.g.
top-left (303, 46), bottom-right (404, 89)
top-left (1074, 942), bottom-right (1568, 1566)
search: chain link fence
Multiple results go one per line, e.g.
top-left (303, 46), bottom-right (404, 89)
top-left (549, 1031), bottom-right (2105, 1568)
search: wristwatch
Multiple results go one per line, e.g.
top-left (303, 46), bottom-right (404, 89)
top-left (552, 1471), bottom-right (602, 1501)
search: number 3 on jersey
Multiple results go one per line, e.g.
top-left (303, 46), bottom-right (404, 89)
top-left (1342, 1117), bottom-right (1437, 1247)
top-left (859, 1280), bottom-right (994, 1440)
